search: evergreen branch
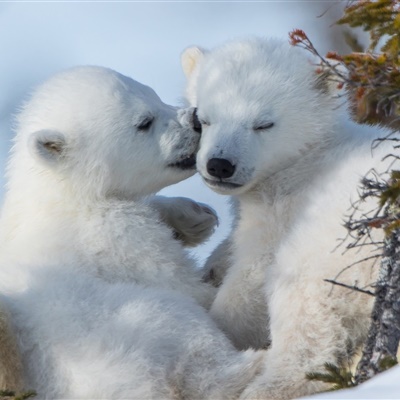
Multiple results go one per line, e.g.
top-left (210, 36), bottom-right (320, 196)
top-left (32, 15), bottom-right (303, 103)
top-left (306, 362), bottom-right (356, 391)
top-left (13, 392), bottom-right (36, 400)
top-left (0, 391), bottom-right (36, 400)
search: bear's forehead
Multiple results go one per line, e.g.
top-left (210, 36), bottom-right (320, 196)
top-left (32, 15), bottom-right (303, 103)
top-left (195, 41), bottom-right (316, 120)
top-left (196, 66), bottom-right (309, 119)
top-left (18, 70), bottom-right (163, 127)
top-left (33, 66), bottom-right (159, 108)
top-left (198, 38), bottom-right (313, 92)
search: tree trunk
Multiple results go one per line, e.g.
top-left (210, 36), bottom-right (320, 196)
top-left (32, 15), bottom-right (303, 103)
top-left (355, 227), bottom-right (400, 384)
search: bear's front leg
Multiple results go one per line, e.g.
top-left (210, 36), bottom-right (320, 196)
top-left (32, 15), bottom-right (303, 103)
top-left (239, 271), bottom-right (369, 400)
top-left (209, 256), bottom-right (271, 350)
top-left (148, 195), bottom-right (218, 247)
top-left (202, 238), bottom-right (232, 287)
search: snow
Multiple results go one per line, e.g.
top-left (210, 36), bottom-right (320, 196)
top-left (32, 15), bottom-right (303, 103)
top-left (300, 365), bottom-right (400, 399)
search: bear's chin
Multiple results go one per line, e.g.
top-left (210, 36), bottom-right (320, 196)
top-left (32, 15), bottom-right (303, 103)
top-left (168, 153), bottom-right (196, 170)
top-left (203, 178), bottom-right (245, 194)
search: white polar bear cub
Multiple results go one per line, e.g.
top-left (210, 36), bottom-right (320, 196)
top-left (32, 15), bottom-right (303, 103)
top-left (182, 38), bottom-right (396, 399)
top-left (0, 66), bottom-right (265, 399)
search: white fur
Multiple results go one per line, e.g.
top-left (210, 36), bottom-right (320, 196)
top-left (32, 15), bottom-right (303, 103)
top-left (0, 66), bottom-right (265, 399)
top-left (182, 38), bottom-right (396, 398)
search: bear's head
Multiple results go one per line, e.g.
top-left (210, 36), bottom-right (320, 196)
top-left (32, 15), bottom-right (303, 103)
top-left (181, 37), bottom-right (338, 196)
top-left (10, 66), bottom-right (200, 200)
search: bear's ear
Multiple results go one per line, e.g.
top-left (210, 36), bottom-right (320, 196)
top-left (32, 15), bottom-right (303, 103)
top-left (28, 129), bottom-right (67, 165)
top-left (181, 46), bottom-right (206, 79)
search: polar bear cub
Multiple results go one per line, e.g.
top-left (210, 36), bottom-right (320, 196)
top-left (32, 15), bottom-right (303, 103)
top-left (182, 37), bottom-right (394, 398)
top-left (0, 66), bottom-right (264, 399)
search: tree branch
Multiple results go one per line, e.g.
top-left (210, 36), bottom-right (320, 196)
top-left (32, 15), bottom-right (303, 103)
top-left (324, 279), bottom-right (375, 297)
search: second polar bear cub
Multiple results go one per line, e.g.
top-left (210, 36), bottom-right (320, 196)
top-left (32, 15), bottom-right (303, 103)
top-left (182, 37), bottom-right (395, 399)
top-left (0, 66), bottom-right (264, 399)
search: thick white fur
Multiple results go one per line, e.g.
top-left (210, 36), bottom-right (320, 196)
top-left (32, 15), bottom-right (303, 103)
top-left (202, 234), bottom-right (233, 286)
top-left (0, 66), bottom-right (265, 399)
top-left (182, 38), bottom-right (395, 398)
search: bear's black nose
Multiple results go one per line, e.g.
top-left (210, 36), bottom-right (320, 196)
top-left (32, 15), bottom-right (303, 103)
top-left (207, 158), bottom-right (235, 179)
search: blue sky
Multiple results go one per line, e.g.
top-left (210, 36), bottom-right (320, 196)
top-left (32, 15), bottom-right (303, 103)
top-left (0, 1), bottom-right (345, 262)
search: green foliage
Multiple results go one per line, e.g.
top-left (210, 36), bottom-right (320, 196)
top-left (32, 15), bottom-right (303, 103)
top-left (290, 1), bottom-right (400, 128)
top-left (306, 362), bottom-right (356, 391)
top-left (379, 355), bottom-right (398, 371)
top-left (337, 0), bottom-right (400, 127)
top-left (337, 0), bottom-right (400, 55)
top-left (0, 390), bottom-right (36, 400)
top-left (380, 171), bottom-right (400, 207)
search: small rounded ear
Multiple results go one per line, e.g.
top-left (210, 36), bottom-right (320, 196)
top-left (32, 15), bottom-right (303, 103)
top-left (181, 46), bottom-right (206, 79)
top-left (28, 129), bottom-right (67, 165)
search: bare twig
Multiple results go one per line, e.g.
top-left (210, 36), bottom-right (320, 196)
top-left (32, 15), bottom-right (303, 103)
top-left (324, 279), bottom-right (375, 296)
